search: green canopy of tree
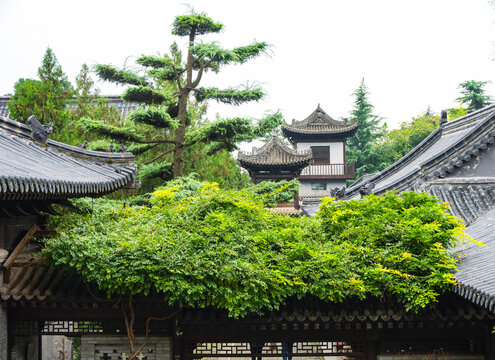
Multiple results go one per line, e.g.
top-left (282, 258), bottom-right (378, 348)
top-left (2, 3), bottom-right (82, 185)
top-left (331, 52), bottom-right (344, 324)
top-left (8, 47), bottom-right (73, 133)
top-left (457, 80), bottom-right (493, 113)
top-left (346, 79), bottom-right (385, 179)
top-left (90, 10), bottom-right (280, 178)
top-left (43, 187), bottom-right (464, 318)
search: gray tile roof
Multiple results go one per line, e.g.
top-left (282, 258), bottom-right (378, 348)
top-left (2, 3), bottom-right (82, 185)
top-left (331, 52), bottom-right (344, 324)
top-left (281, 105), bottom-right (358, 140)
top-left (0, 116), bottom-right (136, 200)
top-left (237, 135), bottom-right (313, 169)
top-left (346, 104), bottom-right (495, 197)
top-left (454, 207), bottom-right (495, 312)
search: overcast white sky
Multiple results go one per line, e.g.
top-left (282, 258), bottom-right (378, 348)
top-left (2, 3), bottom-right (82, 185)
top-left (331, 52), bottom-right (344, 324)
top-left (1, 0), bottom-right (495, 129)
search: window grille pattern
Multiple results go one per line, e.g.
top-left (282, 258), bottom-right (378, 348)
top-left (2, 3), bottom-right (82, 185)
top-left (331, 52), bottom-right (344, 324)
top-left (14, 320), bottom-right (168, 336)
top-left (187, 342), bottom-right (363, 358)
top-left (379, 338), bottom-right (483, 355)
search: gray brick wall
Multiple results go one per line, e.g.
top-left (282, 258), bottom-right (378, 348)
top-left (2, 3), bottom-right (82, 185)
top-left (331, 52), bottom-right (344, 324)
top-left (0, 306), bottom-right (6, 360)
top-left (81, 335), bottom-right (171, 360)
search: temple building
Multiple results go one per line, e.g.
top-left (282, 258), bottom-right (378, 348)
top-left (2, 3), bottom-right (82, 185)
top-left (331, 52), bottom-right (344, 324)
top-left (238, 105), bottom-right (358, 200)
top-left (237, 134), bottom-right (313, 183)
top-left (282, 105), bottom-right (358, 193)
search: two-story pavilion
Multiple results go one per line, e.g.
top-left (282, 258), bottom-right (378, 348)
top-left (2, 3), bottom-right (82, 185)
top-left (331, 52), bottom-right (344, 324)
top-left (282, 105), bottom-right (358, 193)
top-left (238, 105), bottom-right (358, 197)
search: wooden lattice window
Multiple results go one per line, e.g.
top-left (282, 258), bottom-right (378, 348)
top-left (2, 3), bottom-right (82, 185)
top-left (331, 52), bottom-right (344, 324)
top-left (311, 146), bottom-right (330, 164)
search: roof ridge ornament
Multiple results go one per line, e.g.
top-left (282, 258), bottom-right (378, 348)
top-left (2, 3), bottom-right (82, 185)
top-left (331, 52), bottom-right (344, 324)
top-left (27, 115), bottom-right (53, 144)
top-left (440, 109), bottom-right (448, 128)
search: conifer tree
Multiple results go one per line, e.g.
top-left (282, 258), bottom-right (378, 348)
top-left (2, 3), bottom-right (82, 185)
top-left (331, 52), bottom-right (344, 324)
top-left (346, 78), bottom-right (384, 179)
top-left (87, 11), bottom-right (281, 178)
top-left (8, 47), bottom-right (73, 130)
top-left (456, 80), bottom-right (493, 112)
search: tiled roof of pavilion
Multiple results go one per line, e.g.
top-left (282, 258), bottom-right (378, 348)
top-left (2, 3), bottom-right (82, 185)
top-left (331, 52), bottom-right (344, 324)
top-left (237, 135), bottom-right (313, 170)
top-left (0, 116), bottom-right (136, 200)
top-left (281, 105), bottom-right (358, 143)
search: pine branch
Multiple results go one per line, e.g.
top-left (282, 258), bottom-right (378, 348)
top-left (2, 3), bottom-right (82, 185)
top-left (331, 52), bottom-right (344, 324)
top-left (128, 106), bottom-right (178, 129)
top-left (123, 86), bottom-right (171, 105)
top-left (172, 13), bottom-right (223, 36)
top-left (187, 117), bottom-right (252, 144)
top-left (194, 87), bottom-right (264, 105)
top-left (190, 43), bottom-right (237, 64)
top-left (139, 161), bottom-right (174, 180)
top-left (252, 112), bottom-right (283, 137)
top-left (80, 118), bottom-right (175, 144)
top-left (127, 143), bottom-right (159, 155)
top-left (136, 55), bottom-right (173, 69)
top-left (143, 148), bottom-right (174, 165)
top-left (80, 118), bottom-right (147, 143)
top-left (233, 42), bottom-right (269, 63)
top-left (94, 64), bottom-right (148, 87)
top-left (147, 68), bottom-right (179, 82)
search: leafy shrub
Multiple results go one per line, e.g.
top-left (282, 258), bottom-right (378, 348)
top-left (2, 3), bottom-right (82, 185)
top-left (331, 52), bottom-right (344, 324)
top-left (42, 189), bottom-right (467, 317)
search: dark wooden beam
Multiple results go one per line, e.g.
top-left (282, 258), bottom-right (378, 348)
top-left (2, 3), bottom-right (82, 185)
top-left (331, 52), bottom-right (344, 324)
top-left (2, 224), bottom-right (40, 283)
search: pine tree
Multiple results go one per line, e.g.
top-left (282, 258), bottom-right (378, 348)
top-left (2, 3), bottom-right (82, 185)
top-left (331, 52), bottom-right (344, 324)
top-left (87, 11), bottom-right (281, 178)
top-left (456, 80), bottom-right (493, 112)
top-left (72, 64), bottom-right (120, 126)
top-left (346, 78), bottom-right (384, 179)
top-left (8, 47), bottom-right (73, 130)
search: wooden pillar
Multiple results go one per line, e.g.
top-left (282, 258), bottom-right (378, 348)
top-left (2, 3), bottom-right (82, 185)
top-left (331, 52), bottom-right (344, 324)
top-left (365, 331), bottom-right (378, 360)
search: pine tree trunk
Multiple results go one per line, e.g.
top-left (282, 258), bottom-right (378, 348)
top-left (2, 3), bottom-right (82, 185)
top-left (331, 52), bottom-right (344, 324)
top-left (173, 93), bottom-right (188, 177)
top-left (173, 30), bottom-right (195, 178)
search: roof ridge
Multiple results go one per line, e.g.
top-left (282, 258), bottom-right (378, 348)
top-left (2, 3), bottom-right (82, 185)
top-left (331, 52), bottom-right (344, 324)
top-left (0, 116), bottom-right (134, 161)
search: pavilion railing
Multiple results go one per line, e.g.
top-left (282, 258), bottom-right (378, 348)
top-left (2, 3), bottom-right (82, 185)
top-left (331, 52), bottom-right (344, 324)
top-left (299, 163), bottom-right (355, 178)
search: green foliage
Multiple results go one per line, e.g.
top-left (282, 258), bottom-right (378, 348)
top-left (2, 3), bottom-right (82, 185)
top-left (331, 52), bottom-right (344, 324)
top-left (42, 190), bottom-right (466, 317)
top-left (369, 112), bottom-right (439, 170)
top-left (195, 87), bottom-right (264, 105)
top-left (92, 10), bottom-right (273, 179)
top-left (94, 64), bottom-right (148, 87)
top-left (138, 162), bottom-right (173, 182)
top-left (351, 105), bottom-right (470, 181)
top-left (172, 12), bottom-right (223, 36)
top-left (346, 79), bottom-right (385, 179)
top-left (183, 147), bottom-right (251, 190)
top-left (128, 106), bottom-right (178, 129)
top-left (136, 55), bottom-right (174, 69)
top-left (316, 192), bottom-right (463, 309)
top-left (457, 80), bottom-right (493, 112)
top-left (123, 86), bottom-right (171, 105)
top-left (252, 112), bottom-right (283, 137)
top-left (72, 64), bottom-right (121, 125)
top-left (187, 112), bottom-right (282, 155)
top-left (233, 43), bottom-right (270, 63)
top-left (80, 118), bottom-right (145, 143)
top-left (191, 43), bottom-right (238, 64)
top-left (247, 179), bottom-right (300, 207)
top-left (8, 47), bottom-right (73, 132)
top-left (86, 139), bottom-right (112, 152)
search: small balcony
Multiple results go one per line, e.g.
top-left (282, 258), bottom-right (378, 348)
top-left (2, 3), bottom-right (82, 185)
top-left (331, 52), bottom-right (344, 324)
top-left (298, 163), bottom-right (355, 179)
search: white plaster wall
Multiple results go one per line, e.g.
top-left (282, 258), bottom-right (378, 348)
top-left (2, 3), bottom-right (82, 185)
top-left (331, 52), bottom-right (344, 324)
top-left (81, 336), bottom-right (171, 360)
top-left (296, 142), bottom-right (345, 164)
top-left (42, 336), bottom-right (72, 360)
